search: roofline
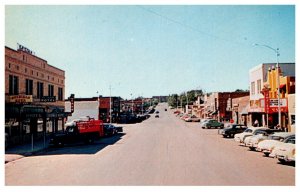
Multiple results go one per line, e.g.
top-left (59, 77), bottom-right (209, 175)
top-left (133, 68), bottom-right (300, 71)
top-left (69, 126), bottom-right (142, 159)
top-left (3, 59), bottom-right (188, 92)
top-left (5, 45), bottom-right (65, 73)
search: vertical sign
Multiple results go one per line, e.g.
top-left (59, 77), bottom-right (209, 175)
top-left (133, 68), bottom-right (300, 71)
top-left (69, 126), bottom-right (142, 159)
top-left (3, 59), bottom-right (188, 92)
top-left (264, 90), bottom-right (270, 114)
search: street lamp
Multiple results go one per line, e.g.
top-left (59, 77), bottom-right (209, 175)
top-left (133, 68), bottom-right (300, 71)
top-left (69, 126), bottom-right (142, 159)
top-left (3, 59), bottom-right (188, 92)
top-left (109, 85), bottom-right (112, 124)
top-left (131, 93), bottom-right (133, 115)
top-left (254, 43), bottom-right (281, 128)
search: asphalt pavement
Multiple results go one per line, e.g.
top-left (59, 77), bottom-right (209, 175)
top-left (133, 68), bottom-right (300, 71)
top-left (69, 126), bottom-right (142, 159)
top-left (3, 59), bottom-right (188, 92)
top-left (5, 103), bottom-right (295, 185)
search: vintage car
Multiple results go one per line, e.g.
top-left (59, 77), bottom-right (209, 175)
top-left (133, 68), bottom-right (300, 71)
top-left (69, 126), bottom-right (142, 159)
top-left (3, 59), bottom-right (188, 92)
top-left (234, 127), bottom-right (269, 144)
top-left (257, 133), bottom-right (295, 157)
top-left (270, 136), bottom-right (295, 164)
top-left (184, 115), bottom-right (201, 122)
top-left (201, 119), bottom-right (224, 129)
top-left (219, 124), bottom-right (247, 138)
top-left (244, 130), bottom-right (284, 151)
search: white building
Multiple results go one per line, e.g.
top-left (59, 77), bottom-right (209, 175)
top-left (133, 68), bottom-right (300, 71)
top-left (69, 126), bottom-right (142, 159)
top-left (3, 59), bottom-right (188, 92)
top-left (248, 63), bottom-right (295, 127)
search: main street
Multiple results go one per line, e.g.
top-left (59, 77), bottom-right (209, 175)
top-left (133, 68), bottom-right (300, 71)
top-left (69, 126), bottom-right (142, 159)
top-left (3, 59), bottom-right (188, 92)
top-left (5, 103), bottom-right (294, 185)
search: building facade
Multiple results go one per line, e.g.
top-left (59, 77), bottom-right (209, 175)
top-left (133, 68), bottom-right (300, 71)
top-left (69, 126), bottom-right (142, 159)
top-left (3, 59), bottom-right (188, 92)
top-left (5, 45), bottom-right (66, 146)
top-left (203, 92), bottom-right (249, 122)
top-left (231, 96), bottom-right (250, 126)
top-left (248, 63), bottom-right (295, 128)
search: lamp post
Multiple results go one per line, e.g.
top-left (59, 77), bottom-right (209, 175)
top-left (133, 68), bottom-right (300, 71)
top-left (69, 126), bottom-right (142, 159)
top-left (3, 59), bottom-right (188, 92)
top-left (254, 43), bottom-right (281, 128)
top-left (131, 93), bottom-right (133, 115)
top-left (109, 85), bottom-right (112, 124)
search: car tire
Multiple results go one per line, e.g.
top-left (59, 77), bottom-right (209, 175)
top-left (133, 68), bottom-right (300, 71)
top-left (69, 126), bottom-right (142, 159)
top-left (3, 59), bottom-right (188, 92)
top-left (278, 158), bottom-right (286, 164)
top-left (249, 147), bottom-right (255, 151)
top-left (264, 152), bottom-right (270, 157)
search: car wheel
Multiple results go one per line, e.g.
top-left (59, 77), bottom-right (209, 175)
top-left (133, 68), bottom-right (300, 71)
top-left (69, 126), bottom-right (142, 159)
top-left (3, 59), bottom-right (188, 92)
top-left (278, 158), bottom-right (286, 164)
top-left (249, 147), bottom-right (255, 151)
top-left (264, 152), bottom-right (270, 157)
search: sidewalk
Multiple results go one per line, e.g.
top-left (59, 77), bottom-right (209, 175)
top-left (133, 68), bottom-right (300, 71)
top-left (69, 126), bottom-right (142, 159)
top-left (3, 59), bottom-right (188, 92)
top-left (5, 138), bottom-right (49, 164)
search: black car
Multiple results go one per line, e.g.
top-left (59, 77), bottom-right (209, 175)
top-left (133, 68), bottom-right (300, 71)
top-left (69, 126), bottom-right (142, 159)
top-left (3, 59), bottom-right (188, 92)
top-left (219, 124), bottom-right (247, 138)
top-left (155, 114), bottom-right (159, 118)
top-left (103, 123), bottom-right (118, 136)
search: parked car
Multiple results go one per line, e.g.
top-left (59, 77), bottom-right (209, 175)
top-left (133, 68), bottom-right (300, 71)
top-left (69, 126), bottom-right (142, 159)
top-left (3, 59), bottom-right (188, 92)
top-left (184, 115), bottom-right (201, 122)
top-left (234, 127), bottom-right (269, 145)
top-left (165, 108), bottom-right (167, 111)
top-left (180, 114), bottom-right (190, 121)
top-left (103, 123), bottom-right (118, 136)
top-left (272, 137), bottom-right (295, 164)
top-left (244, 129), bottom-right (283, 151)
top-left (202, 119), bottom-right (224, 129)
top-left (257, 133), bottom-right (295, 157)
top-left (219, 124), bottom-right (247, 138)
top-left (155, 114), bottom-right (159, 118)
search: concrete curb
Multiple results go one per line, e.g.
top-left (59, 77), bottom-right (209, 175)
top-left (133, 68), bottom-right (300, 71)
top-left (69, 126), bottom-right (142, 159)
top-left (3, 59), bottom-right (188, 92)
top-left (5, 148), bottom-right (47, 164)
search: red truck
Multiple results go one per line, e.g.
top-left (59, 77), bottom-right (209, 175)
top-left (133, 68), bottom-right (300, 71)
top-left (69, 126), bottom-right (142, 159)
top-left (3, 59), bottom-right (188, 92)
top-left (49, 117), bottom-right (104, 147)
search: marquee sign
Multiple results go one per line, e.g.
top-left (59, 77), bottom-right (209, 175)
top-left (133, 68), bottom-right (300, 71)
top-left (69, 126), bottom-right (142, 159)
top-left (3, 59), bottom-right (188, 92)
top-left (8, 95), bottom-right (33, 104)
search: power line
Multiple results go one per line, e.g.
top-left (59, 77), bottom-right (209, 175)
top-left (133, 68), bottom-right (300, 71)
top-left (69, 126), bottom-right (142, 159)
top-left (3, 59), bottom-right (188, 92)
top-left (136, 5), bottom-right (251, 47)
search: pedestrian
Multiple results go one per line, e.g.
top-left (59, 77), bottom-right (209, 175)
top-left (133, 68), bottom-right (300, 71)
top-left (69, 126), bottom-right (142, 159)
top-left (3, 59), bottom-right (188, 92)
top-left (253, 119), bottom-right (259, 127)
top-left (274, 124), bottom-right (280, 130)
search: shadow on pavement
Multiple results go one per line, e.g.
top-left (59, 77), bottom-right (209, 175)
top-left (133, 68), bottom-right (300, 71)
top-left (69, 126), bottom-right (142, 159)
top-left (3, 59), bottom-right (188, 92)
top-left (36, 133), bottom-right (126, 156)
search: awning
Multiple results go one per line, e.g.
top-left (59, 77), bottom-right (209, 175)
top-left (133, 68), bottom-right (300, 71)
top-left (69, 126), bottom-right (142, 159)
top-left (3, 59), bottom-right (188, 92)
top-left (279, 84), bottom-right (286, 89)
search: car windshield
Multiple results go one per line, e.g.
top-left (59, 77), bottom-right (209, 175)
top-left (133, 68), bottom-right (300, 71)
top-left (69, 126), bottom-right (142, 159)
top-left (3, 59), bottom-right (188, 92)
top-left (244, 129), bottom-right (253, 133)
top-left (253, 130), bottom-right (267, 135)
top-left (268, 135), bottom-right (283, 140)
top-left (284, 137), bottom-right (296, 144)
top-left (283, 136), bottom-right (295, 143)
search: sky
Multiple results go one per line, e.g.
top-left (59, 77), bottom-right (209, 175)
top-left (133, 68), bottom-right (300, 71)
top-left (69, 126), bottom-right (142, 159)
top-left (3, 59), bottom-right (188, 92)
top-left (5, 4), bottom-right (295, 99)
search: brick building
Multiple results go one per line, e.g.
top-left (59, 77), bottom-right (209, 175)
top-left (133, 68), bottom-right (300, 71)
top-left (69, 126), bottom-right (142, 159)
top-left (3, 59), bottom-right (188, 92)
top-left (203, 92), bottom-right (249, 122)
top-left (5, 45), bottom-right (66, 146)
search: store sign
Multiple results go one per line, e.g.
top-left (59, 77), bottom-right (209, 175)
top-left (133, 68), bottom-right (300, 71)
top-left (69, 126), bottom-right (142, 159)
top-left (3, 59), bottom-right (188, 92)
top-left (40, 96), bottom-right (56, 102)
top-left (8, 95), bottom-right (32, 104)
top-left (260, 98), bottom-right (288, 113)
top-left (269, 99), bottom-right (287, 107)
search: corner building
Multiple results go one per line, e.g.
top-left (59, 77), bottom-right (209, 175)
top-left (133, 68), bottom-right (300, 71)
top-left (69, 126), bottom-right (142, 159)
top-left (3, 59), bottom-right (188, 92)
top-left (5, 45), bottom-right (66, 146)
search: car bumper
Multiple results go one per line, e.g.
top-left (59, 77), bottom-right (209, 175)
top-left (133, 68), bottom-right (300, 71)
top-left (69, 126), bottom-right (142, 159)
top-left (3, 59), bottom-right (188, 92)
top-left (276, 155), bottom-right (295, 162)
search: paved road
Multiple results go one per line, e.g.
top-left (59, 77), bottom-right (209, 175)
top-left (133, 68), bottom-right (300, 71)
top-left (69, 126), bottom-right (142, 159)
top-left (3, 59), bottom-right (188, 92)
top-left (5, 103), bottom-right (295, 185)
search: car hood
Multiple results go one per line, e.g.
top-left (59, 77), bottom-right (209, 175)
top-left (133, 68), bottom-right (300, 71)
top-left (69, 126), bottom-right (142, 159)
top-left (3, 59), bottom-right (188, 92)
top-left (257, 140), bottom-right (282, 149)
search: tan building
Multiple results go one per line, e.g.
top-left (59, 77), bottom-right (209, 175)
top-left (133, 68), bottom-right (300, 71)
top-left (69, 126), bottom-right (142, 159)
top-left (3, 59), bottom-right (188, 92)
top-left (231, 96), bottom-right (250, 126)
top-left (5, 45), bottom-right (66, 146)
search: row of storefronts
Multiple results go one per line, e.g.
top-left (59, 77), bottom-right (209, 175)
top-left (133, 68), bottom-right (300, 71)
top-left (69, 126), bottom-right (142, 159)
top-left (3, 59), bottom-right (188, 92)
top-left (189, 63), bottom-right (295, 132)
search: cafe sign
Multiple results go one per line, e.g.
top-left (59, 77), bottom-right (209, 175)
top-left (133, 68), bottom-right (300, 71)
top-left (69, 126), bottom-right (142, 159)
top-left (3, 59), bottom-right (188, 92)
top-left (8, 95), bottom-right (32, 104)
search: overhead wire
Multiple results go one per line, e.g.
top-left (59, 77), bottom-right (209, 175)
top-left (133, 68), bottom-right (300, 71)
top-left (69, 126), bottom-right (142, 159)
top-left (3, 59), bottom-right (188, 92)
top-left (136, 5), bottom-right (252, 48)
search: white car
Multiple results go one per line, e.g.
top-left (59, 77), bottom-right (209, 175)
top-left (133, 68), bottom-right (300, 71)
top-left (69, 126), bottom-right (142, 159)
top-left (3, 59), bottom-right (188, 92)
top-left (257, 133), bottom-right (295, 157)
top-left (271, 137), bottom-right (295, 163)
top-left (234, 127), bottom-right (269, 145)
top-left (245, 130), bottom-right (284, 150)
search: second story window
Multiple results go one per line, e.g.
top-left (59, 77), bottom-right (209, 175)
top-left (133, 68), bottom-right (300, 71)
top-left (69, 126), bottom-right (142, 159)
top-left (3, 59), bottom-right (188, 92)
top-left (25, 79), bottom-right (33, 95)
top-left (257, 79), bottom-right (261, 94)
top-left (37, 82), bottom-right (44, 99)
top-left (251, 82), bottom-right (255, 95)
top-left (9, 75), bottom-right (19, 95)
top-left (48, 84), bottom-right (54, 96)
top-left (58, 87), bottom-right (63, 101)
